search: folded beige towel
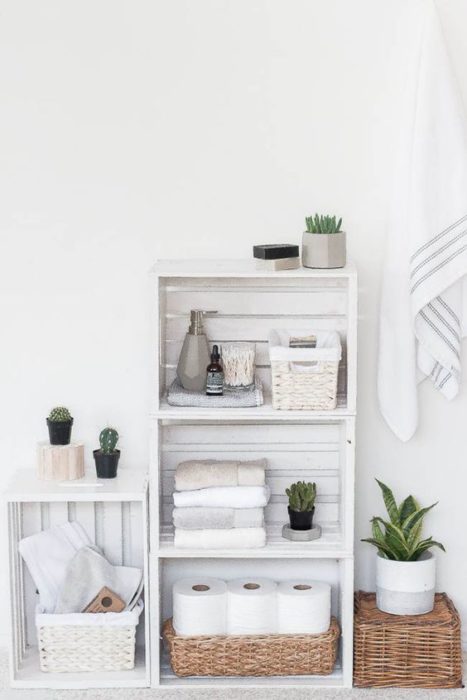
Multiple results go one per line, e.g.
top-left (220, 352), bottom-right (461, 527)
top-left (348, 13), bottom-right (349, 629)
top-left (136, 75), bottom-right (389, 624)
top-left (175, 458), bottom-right (266, 491)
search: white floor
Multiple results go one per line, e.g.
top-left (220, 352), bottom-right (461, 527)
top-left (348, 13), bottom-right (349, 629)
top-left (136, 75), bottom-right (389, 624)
top-left (0, 653), bottom-right (465, 700)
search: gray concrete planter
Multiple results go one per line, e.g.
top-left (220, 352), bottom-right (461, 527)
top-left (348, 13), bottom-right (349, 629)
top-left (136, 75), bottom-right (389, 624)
top-left (302, 231), bottom-right (346, 269)
top-left (376, 551), bottom-right (436, 616)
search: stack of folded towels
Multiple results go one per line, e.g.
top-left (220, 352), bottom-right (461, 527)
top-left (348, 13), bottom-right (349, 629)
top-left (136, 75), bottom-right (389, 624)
top-left (173, 458), bottom-right (270, 549)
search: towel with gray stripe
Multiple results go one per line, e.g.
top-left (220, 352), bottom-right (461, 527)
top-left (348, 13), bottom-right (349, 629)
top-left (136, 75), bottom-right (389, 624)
top-left (378, 1), bottom-right (467, 441)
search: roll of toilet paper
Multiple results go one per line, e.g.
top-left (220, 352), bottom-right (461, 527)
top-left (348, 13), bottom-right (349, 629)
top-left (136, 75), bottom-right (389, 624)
top-left (173, 577), bottom-right (227, 636)
top-left (277, 580), bottom-right (331, 634)
top-left (227, 578), bottom-right (277, 634)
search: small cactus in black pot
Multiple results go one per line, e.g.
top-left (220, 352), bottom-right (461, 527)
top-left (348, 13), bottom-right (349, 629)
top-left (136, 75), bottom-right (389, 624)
top-left (286, 481), bottom-right (317, 530)
top-left (93, 427), bottom-right (120, 479)
top-left (47, 406), bottom-right (73, 445)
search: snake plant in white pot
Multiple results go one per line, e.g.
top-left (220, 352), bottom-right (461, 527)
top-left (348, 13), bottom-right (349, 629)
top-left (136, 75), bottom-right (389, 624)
top-left (302, 214), bottom-right (346, 269)
top-left (362, 480), bottom-right (445, 615)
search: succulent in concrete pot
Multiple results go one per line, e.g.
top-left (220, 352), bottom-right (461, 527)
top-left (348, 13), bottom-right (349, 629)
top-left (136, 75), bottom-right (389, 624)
top-left (47, 406), bottom-right (73, 445)
top-left (93, 427), bottom-right (120, 479)
top-left (302, 213), bottom-right (346, 269)
top-left (286, 481), bottom-right (317, 530)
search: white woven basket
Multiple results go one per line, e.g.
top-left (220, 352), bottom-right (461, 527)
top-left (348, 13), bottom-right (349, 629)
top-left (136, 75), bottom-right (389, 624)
top-left (268, 330), bottom-right (341, 410)
top-left (36, 599), bottom-right (143, 673)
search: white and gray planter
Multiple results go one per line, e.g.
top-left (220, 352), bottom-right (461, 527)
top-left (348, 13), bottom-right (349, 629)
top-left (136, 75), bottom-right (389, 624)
top-left (301, 231), bottom-right (346, 269)
top-left (376, 551), bottom-right (436, 616)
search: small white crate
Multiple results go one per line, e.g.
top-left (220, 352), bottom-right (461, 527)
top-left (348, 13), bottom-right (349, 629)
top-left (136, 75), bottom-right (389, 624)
top-left (268, 330), bottom-right (341, 410)
top-left (36, 600), bottom-right (143, 673)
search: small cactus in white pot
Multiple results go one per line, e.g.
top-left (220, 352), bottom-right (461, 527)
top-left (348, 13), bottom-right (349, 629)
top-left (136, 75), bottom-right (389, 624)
top-left (362, 480), bottom-right (445, 615)
top-left (93, 427), bottom-right (120, 479)
top-left (302, 213), bottom-right (346, 269)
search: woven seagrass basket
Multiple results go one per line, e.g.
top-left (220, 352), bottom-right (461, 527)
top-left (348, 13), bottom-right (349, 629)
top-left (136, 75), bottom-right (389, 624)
top-left (36, 600), bottom-right (143, 673)
top-left (354, 592), bottom-right (462, 688)
top-left (268, 330), bottom-right (341, 410)
top-left (163, 616), bottom-right (340, 677)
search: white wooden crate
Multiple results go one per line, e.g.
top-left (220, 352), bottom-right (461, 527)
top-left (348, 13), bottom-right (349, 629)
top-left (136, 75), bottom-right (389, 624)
top-left (150, 260), bottom-right (357, 689)
top-left (5, 469), bottom-right (150, 690)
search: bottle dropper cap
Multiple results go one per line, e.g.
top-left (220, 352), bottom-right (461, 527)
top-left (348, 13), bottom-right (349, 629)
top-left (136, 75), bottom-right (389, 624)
top-left (211, 344), bottom-right (220, 361)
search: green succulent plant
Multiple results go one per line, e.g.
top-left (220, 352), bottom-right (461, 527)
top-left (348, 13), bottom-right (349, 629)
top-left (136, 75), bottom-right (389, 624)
top-left (305, 214), bottom-right (343, 234)
top-left (48, 406), bottom-right (72, 422)
top-left (99, 427), bottom-right (119, 454)
top-left (361, 479), bottom-right (445, 562)
top-left (286, 481), bottom-right (317, 512)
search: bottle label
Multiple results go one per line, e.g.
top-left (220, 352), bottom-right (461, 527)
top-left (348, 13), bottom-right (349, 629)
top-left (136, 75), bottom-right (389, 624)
top-left (206, 371), bottom-right (224, 394)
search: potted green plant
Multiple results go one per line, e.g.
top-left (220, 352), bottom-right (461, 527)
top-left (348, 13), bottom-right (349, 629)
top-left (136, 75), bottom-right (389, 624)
top-left (362, 479), bottom-right (445, 615)
top-left (286, 481), bottom-right (317, 530)
top-left (302, 214), bottom-right (346, 269)
top-left (46, 406), bottom-right (73, 445)
top-left (93, 427), bottom-right (120, 479)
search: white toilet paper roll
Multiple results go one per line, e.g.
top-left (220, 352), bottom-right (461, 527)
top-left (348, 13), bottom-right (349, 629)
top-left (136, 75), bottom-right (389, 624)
top-left (173, 577), bottom-right (227, 636)
top-left (277, 580), bottom-right (331, 634)
top-left (227, 578), bottom-right (277, 635)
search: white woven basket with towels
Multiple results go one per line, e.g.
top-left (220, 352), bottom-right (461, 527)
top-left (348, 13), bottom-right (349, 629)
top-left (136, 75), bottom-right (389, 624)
top-left (268, 330), bottom-right (341, 410)
top-left (36, 599), bottom-right (143, 673)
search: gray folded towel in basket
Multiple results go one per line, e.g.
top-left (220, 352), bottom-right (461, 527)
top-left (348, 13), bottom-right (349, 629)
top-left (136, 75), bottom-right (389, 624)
top-left (55, 546), bottom-right (143, 614)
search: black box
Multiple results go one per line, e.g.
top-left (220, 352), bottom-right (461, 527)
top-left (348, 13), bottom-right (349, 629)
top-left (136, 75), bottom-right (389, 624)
top-left (253, 244), bottom-right (299, 260)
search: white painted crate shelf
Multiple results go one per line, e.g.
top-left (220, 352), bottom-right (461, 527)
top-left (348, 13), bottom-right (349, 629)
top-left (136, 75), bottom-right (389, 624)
top-left (151, 260), bottom-right (357, 689)
top-left (5, 468), bottom-right (150, 690)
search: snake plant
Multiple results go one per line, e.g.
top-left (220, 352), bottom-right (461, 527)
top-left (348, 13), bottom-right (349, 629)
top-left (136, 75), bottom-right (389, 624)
top-left (361, 479), bottom-right (445, 561)
top-left (305, 214), bottom-right (343, 234)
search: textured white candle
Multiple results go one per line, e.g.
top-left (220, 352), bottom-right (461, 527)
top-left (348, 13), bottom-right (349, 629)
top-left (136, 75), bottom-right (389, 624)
top-left (277, 580), bottom-right (331, 634)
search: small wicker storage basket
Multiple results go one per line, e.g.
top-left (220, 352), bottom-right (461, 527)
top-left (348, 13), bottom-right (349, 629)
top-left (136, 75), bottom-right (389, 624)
top-left (268, 330), bottom-right (341, 410)
top-left (163, 617), bottom-right (340, 677)
top-left (36, 600), bottom-right (143, 673)
top-left (354, 592), bottom-right (462, 688)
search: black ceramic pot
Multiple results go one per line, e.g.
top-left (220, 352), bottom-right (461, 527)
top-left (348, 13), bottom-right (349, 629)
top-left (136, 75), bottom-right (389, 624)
top-left (288, 506), bottom-right (315, 531)
top-left (47, 418), bottom-right (73, 445)
top-left (93, 449), bottom-right (120, 479)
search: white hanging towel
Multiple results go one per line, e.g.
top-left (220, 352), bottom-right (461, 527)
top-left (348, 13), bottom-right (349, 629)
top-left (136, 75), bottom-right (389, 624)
top-left (378, 0), bottom-right (467, 441)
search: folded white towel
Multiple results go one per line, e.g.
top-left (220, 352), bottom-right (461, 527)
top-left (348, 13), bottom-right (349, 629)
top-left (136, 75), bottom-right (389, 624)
top-left (174, 527), bottom-right (266, 549)
top-left (18, 522), bottom-right (91, 613)
top-left (173, 485), bottom-right (270, 509)
top-left (175, 459), bottom-right (266, 491)
top-left (173, 507), bottom-right (264, 530)
top-left (55, 546), bottom-right (143, 613)
top-left (378, 1), bottom-right (467, 440)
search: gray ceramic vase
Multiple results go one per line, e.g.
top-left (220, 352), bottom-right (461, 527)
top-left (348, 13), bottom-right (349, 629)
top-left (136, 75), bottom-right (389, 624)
top-left (301, 231), bottom-right (346, 269)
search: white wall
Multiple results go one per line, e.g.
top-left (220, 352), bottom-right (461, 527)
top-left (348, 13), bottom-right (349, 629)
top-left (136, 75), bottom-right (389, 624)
top-left (1, 0), bottom-right (467, 646)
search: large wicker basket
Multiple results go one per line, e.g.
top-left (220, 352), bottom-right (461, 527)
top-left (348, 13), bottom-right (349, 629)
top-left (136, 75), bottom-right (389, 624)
top-left (163, 617), bottom-right (340, 677)
top-left (354, 592), bottom-right (462, 688)
top-left (268, 330), bottom-right (341, 410)
top-left (36, 600), bottom-right (143, 673)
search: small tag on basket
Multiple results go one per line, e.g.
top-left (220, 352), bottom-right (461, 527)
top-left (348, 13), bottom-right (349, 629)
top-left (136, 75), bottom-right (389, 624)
top-left (83, 586), bottom-right (126, 613)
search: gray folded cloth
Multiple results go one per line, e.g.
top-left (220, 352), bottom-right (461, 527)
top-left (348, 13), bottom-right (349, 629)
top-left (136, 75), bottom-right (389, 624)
top-left (55, 546), bottom-right (142, 613)
top-left (175, 459), bottom-right (266, 491)
top-left (173, 507), bottom-right (264, 530)
top-left (167, 378), bottom-right (263, 407)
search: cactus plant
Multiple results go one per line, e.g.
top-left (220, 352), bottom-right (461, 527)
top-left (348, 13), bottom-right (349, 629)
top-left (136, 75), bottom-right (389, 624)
top-left (286, 481), bottom-right (317, 512)
top-left (48, 406), bottom-right (72, 422)
top-left (99, 427), bottom-right (119, 454)
top-left (361, 479), bottom-right (445, 562)
top-left (305, 214), bottom-right (342, 234)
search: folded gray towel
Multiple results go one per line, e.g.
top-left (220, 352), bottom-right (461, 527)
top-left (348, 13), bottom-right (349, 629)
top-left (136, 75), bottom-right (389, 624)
top-left (167, 378), bottom-right (263, 407)
top-left (175, 458), bottom-right (266, 491)
top-left (55, 546), bottom-right (143, 613)
top-left (173, 507), bottom-right (264, 530)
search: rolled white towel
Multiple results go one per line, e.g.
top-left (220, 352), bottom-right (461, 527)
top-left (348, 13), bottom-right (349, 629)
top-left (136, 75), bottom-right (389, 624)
top-left (173, 507), bottom-right (264, 530)
top-left (175, 459), bottom-right (266, 491)
top-left (174, 527), bottom-right (266, 549)
top-left (173, 485), bottom-right (270, 509)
